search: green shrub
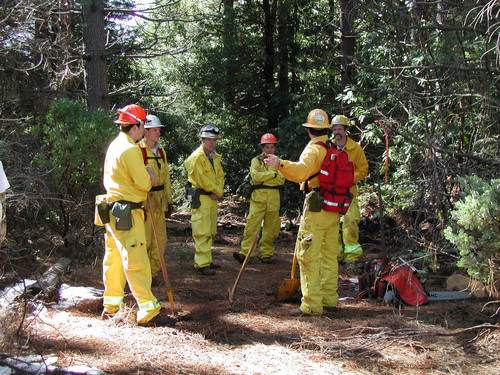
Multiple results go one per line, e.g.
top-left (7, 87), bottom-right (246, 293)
top-left (31, 99), bottom-right (115, 256)
top-left (444, 176), bottom-right (500, 297)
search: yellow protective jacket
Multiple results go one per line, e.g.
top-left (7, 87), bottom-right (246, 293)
top-left (104, 132), bottom-right (152, 203)
top-left (278, 135), bottom-right (329, 190)
top-left (250, 154), bottom-right (285, 188)
top-left (333, 137), bottom-right (368, 197)
top-left (184, 145), bottom-right (225, 196)
top-left (138, 140), bottom-right (173, 212)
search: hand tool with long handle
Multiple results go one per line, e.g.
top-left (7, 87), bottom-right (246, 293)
top-left (147, 194), bottom-right (176, 315)
top-left (277, 236), bottom-right (300, 301)
top-left (228, 234), bottom-right (259, 307)
top-left (277, 202), bottom-right (311, 301)
top-left (277, 233), bottom-right (313, 301)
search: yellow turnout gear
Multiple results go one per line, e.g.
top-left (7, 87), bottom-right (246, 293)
top-left (184, 145), bottom-right (225, 269)
top-left (333, 137), bottom-right (368, 262)
top-left (103, 209), bottom-right (160, 322)
top-left (278, 135), bottom-right (340, 315)
top-left (138, 140), bottom-right (173, 278)
top-left (240, 154), bottom-right (285, 258)
top-left (102, 132), bottom-right (161, 324)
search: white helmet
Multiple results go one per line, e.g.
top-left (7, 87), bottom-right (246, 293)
top-left (144, 114), bottom-right (165, 128)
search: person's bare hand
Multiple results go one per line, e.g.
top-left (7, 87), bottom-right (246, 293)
top-left (210, 193), bottom-right (222, 201)
top-left (264, 154), bottom-right (280, 168)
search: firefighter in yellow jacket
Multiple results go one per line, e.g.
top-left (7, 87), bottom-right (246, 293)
top-left (264, 109), bottom-right (340, 316)
top-left (184, 125), bottom-right (225, 276)
top-left (101, 104), bottom-right (174, 327)
top-left (234, 133), bottom-right (285, 264)
top-left (138, 114), bottom-right (174, 285)
top-left (331, 115), bottom-right (368, 263)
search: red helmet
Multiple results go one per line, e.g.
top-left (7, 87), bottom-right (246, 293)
top-left (114, 104), bottom-right (147, 125)
top-left (260, 133), bottom-right (277, 144)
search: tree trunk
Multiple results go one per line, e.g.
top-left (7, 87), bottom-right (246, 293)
top-left (223, 0), bottom-right (236, 106)
top-left (277, 0), bottom-right (290, 127)
top-left (262, 0), bottom-right (278, 129)
top-left (82, 0), bottom-right (109, 111)
top-left (339, 0), bottom-right (355, 88)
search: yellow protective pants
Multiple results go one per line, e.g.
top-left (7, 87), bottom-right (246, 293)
top-left (240, 190), bottom-right (280, 258)
top-left (144, 211), bottom-right (167, 278)
top-left (297, 207), bottom-right (340, 316)
top-left (338, 197), bottom-right (362, 262)
top-left (191, 194), bottom-right (218, 269)
top-left (103, 209), bottom-right (161, 323)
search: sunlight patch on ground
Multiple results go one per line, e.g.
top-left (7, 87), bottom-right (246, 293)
top-left (0, 279), bottom-right (36, 308)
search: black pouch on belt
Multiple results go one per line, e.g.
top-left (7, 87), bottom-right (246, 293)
top-left (186, 187), bottom-right (201, 209)
top-left (95, 195), bottom-right (110, 225)
top-left (306, 190), bottom-right (323, 212)
top-left (111, 201), bottom-right (132, 230)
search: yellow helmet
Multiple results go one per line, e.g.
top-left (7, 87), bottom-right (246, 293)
top-left (332, 115), bottom-right (349, 127)
top-left (302, 109), bottom-right (331, 129)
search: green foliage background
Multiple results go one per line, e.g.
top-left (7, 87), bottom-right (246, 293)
top-left (1, 0), bottom-right (499, 294)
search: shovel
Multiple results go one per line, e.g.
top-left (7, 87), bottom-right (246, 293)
top-left (228, 234), bottom-right (259, 307)
top-left (277, 233), bottom-right (313, 301)
top-left (147, 194), bottom-right (176, 316)
top-left (277, 236), bottom-right (301, 301)
top-left (277, 200), bottom-right (311, 302)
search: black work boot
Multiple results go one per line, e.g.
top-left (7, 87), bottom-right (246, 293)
top-left (197, 266), bottom-right (215, 276)
top-left (233, 252), bottom-right (246, 264)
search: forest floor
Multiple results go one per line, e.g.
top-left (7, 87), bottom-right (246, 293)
top-left (1, 197), bottom-right (499, 375)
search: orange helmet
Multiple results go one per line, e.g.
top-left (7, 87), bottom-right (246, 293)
top-left (302, 109), bottom-right (331, 129)
top-left (114, 104), bottom-right (147, 125)
top-left (260, 133), bottom-right (277, 144)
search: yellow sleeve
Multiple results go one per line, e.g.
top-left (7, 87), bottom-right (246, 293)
top-left (279, 143), bottom-right (325, 188)
top-left (122, 147), bottom-right (152, 194)
top-left (164, 162), bottom-right (173, 204)
top-left (250, 157), bottom-right (284, 186)
top-left (351, 147), bottom-right (368, 184)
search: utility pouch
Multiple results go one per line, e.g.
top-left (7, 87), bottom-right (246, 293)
top-left (94, 195), bottom-right (109, 226)
top-left (111, 201), bottom-right (132, 230)
top-left (307, 190), bottom-right (323, 212)
top-left (186, 187), bottom-right (201, 209)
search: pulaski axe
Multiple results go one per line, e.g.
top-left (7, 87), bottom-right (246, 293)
top-left (228, 234), bottom-right (259, 307)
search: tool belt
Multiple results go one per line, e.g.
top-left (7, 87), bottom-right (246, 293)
top-left (110, 200), bottom-right (143, 230)
top-left (251, 185), bottom-right (280, 191)
top-left (150, 184), bottom-right (164, 192)
top-left (95, 197), bottom-right (143, 229)
top-left (186, 185), bottom-right (212, 209)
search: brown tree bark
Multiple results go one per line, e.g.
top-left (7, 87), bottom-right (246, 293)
top-left (262, 0), bottom-right (278, 129)
top-left (277, 0), bottom-right (290, 127)
top-left (339, 0), bottom-right (355, 88)
top-left (82, 0), bottom-right (109, 111)
top-left (223, 0), bottom-right (236, 106)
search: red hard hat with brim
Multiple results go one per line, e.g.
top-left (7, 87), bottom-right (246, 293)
top-left (114, 104), bottom-right (147, 125)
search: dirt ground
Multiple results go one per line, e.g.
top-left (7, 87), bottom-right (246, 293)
top-left (2, 198), bottom-right (499, 374)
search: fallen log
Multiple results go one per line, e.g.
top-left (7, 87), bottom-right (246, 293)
top-left (27, 257), bottom-right (71, 299)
